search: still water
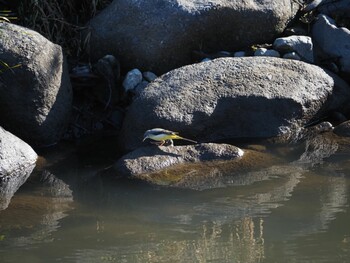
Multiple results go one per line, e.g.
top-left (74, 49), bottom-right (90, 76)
top-left (1, 139), bottom-right (350, 263)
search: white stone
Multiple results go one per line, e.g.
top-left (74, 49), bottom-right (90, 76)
top-left (122, 68), bottom-right (143, 92)
top-left (254, 48), bottom-right (280, 57)
top-left (273, 35), bottom-right (314, 63)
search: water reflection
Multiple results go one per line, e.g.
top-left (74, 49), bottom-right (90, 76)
top-left (1, 142), bottom-right (350, 262)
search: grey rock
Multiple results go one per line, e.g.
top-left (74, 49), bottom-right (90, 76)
top-left (312, 14), bottom-right (350, 73)
top-left (114, 143), bottom-right (244, 177)
top-left (283, 52), bottom-right (301, 60)
top-left (119, 57), bottom-right (350, 151)
top-left (273, 35), bottom-right (314, 63)
top-left (254, 48), bottom-right (280, 57)
top-left (234, 51), bottom-right (246, 57)
top-left (133, 80), bottom-right (149, 96)
top-left (304, 0), bottom-right (350, 18)
top-left (142, 71), bottom-right (158, 82)
top-left (122, 68), bottom-right (143, 92)
top-left (334, 120), bottom-right (350, 137)
top-left (0, 23), bottom-right (73, 146)
top-left (0, 127), bottom-right (37, 210)
top-left (87, 0), bottom-right (299, 74)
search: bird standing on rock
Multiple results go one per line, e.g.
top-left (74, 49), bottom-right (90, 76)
top-left (143, 128), bottom-right (197, 146)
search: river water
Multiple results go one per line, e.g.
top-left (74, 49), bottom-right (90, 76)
top-left (1, 139), bottom-right (350, 263)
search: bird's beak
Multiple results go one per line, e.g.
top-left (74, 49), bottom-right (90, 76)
top-left (142, 136), bottom-right (148, 142)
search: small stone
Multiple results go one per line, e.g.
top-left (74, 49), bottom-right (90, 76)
top-left (273, 35), bottom-right (314, 63)
top-left (201, 58), bottom-right (211, 62)
top-left (334, 121), bottom-right (350, 137)
top-left (283, 52), bottom-right (301, 60)
top-left (234, 51), bottom-right (246, 57)
top-left (254, 48), bottom-right (280, 57)
top-left (122, 68), bottom-right (142, 92)
top-left (142, 71), bottom-right (158, 82)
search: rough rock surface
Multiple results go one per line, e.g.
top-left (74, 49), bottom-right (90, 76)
top-left (312, 14), bottom-right (350, 73)
top-left (0, 22), bottom-right (72, 146)
top-left (0, 127), bottom-right (37, 210)
top-left (114, 143), bottom-right (244, 177)
top-left (334, 120), bottom-right (350, 137)
top-left (273, 35), bottom-right (314, 63)
top-left (88, 0), bottom-right (298, 74)
top-left (119, 57), bottom-right (350, 151)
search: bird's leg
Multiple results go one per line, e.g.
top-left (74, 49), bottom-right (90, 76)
top-left (159, 140), bottom-right (165, 146)
top-left (169, 139), bottom-right (174, 146)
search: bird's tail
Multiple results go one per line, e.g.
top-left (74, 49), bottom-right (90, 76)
top-left (178, 136), bottom-right (197, 144)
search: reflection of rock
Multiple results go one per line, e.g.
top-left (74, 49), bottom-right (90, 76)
top-left (0, 192), bottom-right (73, 247)
top-left (0, 127), bottom-right (37, 211)
top-left (296, 132), bottom-right (350, 166)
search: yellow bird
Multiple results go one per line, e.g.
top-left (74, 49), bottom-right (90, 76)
top-left (142, 128), bottom-right (197, 146)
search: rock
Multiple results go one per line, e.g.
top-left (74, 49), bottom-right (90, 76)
top-left (304, 0), bottom-right (350, 18)
top-left (234, 51), bottom-right (246, 57)
top-left (312, 14), bottom-right (350, 73)
top-left (0, 127), bottom-right (37, 210)
top-left (114, 143), bottom-right (244, 177)
top-left (283, 52), bottom-right (301, 60)
top-left (254, 48), bottom-right (280, 57)
top-left (122, 68), bottom-right (143, 92)
top-left (133, 80), bottom-right (149, 96)
top-left (142, 71), bottom-right (158, 82)
top-left (273, 35), bottom-right (314, 63)
top-left (87, 0), bottom-right (299, 74)
top-left (334, 120), bottom-right (350, 137)
top-left (119, 57), bottom-right (350, 151)
top-left (0, 23), bottom-right (73, 146)
top-left (113, 146), bottom-right (287, 190)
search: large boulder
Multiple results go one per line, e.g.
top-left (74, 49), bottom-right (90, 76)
top-left (119, 57), bottom-right (350, 152)
top-left (88, 0), bottom-right (299, 74)
top-left (0, 126), bottom-right (37, 210)
top-left (0, 22), bottom-right (73, 146)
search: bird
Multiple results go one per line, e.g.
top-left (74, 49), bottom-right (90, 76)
top-left (142, 128), bottom-right (197, 146)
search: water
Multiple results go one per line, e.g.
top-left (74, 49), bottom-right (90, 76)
top-left (1, 139), bottom-right (350, 263)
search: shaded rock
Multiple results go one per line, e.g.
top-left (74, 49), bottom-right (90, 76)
top-left (87, 0), bottom-right (298, 74)
top-left (312, 14), bottom-right (350, 73)
top-left (0, 23), bottom-right (73, 146)
top-left (0, 127), bottom-right (37, 210)
top-left (254, 48), bottom-right (280, 57)
top-left (273, 35), bottom-right (314, 63)
top-left (333, 120), bottom-right (350, 137)
top-left (119, 57), bottom-right (350, 151)
top-left (114, 143), bottom-right (244, 177)
top-left (123, 68), bottom-right (143, 92)
top-left (143, 71), bottom-right (158, 82)
top-left (304, 0), bottom-right (350, 18)
top-left (283, 52), bottom-right (301, 60)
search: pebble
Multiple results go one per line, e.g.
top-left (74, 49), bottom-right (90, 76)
top-left (283, 52), bottom-right (301, 60)
top-left (254, 48), bottom-right (280, 57)
top-left (142, 71), bottom-right (158, 82)
top-left (122, 68), bottom-right (143, 92)
top-left (234, 51), bottom-right (246, 57)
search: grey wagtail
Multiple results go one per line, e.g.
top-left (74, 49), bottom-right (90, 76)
top-left (143, 128), bottom-right (197, 146)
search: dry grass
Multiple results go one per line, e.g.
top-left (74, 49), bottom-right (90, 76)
top-left (16, 0), bottom-right (112, 58)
